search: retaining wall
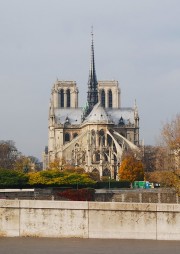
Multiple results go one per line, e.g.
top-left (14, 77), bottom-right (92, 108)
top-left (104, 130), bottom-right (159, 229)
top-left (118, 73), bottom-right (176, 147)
top-left (0, 200), bottom-right (180, 240)
top-left (1, 188), bottom-right (179, 204)
top-left (95, 190), bottom-right (179, 203)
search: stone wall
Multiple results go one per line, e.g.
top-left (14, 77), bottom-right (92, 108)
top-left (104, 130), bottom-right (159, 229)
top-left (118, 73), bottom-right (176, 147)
top-left (0, 200), bottom-right (180, 240)
top-left (0, 188), bottom-right (179, 203)
top-left (95, 189), bottom-right (179, 204)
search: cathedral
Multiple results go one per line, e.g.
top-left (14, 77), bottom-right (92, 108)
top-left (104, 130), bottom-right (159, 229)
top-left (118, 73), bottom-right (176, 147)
top-left (43, 32), bottom-right (140, 179)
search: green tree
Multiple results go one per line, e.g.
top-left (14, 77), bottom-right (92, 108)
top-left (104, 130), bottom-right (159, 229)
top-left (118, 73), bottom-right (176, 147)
top-left (0, 169), bottom-right (29, 187)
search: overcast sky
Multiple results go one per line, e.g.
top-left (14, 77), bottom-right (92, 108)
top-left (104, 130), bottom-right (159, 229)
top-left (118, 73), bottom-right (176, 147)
top-left (0, 0), bottom-right (180, 160)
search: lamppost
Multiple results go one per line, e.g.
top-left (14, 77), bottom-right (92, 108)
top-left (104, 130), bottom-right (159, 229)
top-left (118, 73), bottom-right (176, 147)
top-left (109, 176), bottom-right (111, 190)
top-left (74, 163), bottom-right (78, 189)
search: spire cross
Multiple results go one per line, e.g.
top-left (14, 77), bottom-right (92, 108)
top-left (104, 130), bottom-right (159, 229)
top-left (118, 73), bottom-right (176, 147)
top-left (91, 26), bottom-right (94, 38)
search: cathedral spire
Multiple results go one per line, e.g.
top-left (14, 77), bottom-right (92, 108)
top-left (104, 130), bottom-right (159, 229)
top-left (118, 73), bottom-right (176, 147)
top-left (87, 26), bottom-right (98, 113)
top-left (134, 99), bottom-right (139, 119)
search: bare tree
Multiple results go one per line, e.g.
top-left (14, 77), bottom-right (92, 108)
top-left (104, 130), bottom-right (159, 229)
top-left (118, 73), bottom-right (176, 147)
top-left (0, 140), bottom-right (20, 169)
top-left (14, 155), bottom-right (42, 172)
top-left (143, 145), bottom-right (158, 172)
top-left (160, 114), bottom-right (180, 171)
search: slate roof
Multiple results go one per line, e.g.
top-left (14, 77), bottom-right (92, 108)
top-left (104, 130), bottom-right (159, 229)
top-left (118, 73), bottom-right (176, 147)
top-left (106, 108), bottom-right (135, 125)
top-left (83, 102), bottom-right (113, 124)
top-left (54, 104), bottom-right (135, 125)
top-left (55, 108), bottom-right (83, 125)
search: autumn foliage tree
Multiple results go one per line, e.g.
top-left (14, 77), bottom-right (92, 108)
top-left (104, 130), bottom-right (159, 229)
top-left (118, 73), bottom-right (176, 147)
top-left (119, 155), bottom-right (144, 183)
top-left (145, 170), bottom-right (180, 194)
top-left (160, 114), bottom-right (180, 171)
top-left (143, 114), bottom-right (180, 195)
top-left (28, 169), bottom-right (95, 186)
top-left (161, 114), bottom-right (180, 151)
top-left (48, 158), bottom-right (65, 171)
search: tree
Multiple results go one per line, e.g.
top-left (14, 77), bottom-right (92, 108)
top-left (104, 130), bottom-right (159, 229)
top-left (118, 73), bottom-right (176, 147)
top-left (143, 145), bottom-right (169, 172)
top-left (48, 158), bottom-right (85, 174)
top-left (145, 114), bottom-right (180, 195)
top-left (48, 158), bottom-right (66, 171)
top-left (0, 140), bottom-right (20, 169)
top-left (160, 114), bottom-right (180, 171)
top-left (14, 155), bottom-right (41, 172)
top-left (143, 145), bottom-right (158, 172)
top-left (14, 156), bottom-right (31, 172)
top-left (146, 170), bottom-right (180, 196)
top-left (0, 169), bottom-right (29, 187)
top-left (161, 114), bottom-right (180, 150)
top-left (119, 155), bottom-right (144, 183)
top-left (28, 169), bottom-right (95, 186)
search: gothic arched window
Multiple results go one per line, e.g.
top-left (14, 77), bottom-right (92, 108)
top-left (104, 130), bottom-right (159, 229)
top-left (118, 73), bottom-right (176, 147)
top-left (67, 89), bottom-right (71, 108)
top-left (104, 153), bottom-right (108, 162)
top-left (108, 89), bottom-right (112, 108)
top-left (103, 168), bottom-right (111, 177)
top-left (101, 89), bottom-right (105, 107)
top-left (91, 129), bottom-right (96, 146)
top-left (60, 89), bottom-right (64, 108)
top-left (65, 132), bottom-right (70, 142)
top-left (107, 135), bottom-right (112, 146)
top-left (95, 152), bottom-right (100, 162)
top-left (99, 129), bottom-right (104, 137)
top-left (99, 129), bottom-right (105, 146)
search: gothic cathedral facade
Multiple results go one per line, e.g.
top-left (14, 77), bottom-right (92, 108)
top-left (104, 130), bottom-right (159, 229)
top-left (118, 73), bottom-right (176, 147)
top-left (43, 33), bottom-right (140, 179)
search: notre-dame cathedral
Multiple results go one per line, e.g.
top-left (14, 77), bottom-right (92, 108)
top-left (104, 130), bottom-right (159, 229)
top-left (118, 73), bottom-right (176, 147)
top-left (43, 32), bottom-right (140, 179)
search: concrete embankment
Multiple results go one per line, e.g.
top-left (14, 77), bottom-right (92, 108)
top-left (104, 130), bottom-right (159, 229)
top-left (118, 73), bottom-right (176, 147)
top-left (0, 200), bottom-right (180, 240)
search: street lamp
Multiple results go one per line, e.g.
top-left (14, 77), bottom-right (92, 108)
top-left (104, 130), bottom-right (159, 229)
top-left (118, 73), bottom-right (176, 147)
top-left (109, 176), bottom-right (111, 190)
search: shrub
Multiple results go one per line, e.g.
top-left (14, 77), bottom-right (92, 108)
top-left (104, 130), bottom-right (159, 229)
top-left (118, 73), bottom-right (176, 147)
top-left (0, 169), bottom-right (29, 187)
top-left (57, 188), bottom-right (95, 201)
top-left (28, 170), bottom-right (96, 186)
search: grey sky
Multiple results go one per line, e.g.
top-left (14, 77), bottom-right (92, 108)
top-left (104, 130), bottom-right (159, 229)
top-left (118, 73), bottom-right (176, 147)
top-left (0, 0), bottom-right (180, 160)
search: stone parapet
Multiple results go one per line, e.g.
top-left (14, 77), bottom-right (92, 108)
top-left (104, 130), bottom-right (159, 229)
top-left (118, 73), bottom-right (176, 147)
top-left (0, 200), bottom-right (180, 240)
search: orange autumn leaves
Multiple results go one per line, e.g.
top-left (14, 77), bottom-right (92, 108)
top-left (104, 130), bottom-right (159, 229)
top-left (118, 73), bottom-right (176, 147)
top-left (119, 155), bottom-right (144, 183)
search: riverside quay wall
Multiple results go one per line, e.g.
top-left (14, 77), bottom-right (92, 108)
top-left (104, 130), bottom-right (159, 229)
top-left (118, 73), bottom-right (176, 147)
top-left (0, 188), bottom-right (179, 204)
top-left (0, 200), bottom-right (180, 240)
